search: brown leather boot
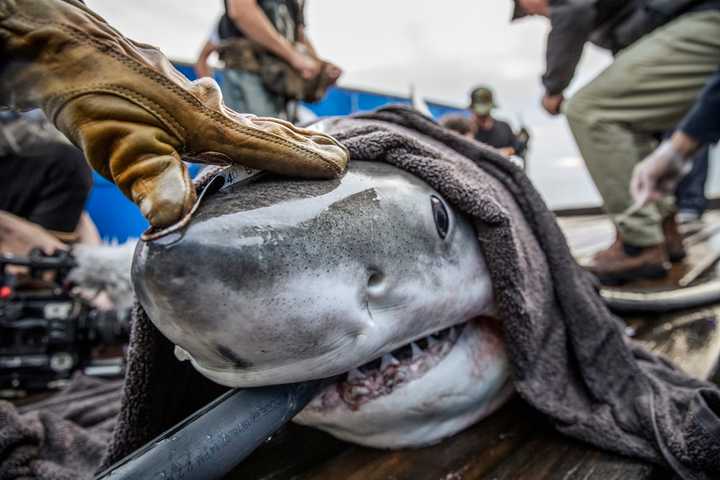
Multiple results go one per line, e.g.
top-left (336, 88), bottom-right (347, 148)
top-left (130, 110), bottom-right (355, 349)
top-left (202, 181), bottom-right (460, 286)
top-left (662, 215), bottom-right (687, 263)
top-left (585, 236), bottom-right (670, 286)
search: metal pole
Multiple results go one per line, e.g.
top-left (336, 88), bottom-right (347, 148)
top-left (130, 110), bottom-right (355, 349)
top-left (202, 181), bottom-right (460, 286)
top-left (95, 380), bottom-right (323, 480)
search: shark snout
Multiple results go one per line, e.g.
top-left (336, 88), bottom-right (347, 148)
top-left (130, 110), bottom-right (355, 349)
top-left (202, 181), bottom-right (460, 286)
top-left (133, 227), bottom-right (378, 386)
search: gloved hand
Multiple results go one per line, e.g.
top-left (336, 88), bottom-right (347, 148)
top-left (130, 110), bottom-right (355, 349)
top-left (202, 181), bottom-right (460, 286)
top-left (630, 140), bottom-right (692, 206)
top-left (0, 0), bottom-right (349, 228)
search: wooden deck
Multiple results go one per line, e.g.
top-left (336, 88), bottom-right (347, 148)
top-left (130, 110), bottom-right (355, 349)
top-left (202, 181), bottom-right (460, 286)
top-left (223, 213), bottom-right (720, 480)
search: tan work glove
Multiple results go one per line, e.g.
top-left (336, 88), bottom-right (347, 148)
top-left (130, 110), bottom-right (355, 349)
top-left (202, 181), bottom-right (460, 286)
top-left (0, 0), bottom-right (349, 228)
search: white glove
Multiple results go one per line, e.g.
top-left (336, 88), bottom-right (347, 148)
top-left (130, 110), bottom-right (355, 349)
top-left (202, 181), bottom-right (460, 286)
top-left (630, 140), bottom-right (692, 207)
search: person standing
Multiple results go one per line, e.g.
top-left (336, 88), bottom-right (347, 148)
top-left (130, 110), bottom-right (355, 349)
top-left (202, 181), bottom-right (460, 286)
top-left (195, 0), bottom-right (341, 118)
top-left (512, 0), bottom-right (720, 284)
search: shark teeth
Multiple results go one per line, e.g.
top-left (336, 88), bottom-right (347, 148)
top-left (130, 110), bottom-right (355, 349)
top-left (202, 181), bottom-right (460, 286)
top-left (350, 386), bottom-right (370, 397)
top-left (380, 353), bottom-right (400, 370)
top-left (343, 322), bottom-right (467, 385)
top-left (337, 321), bottom-right (471, 410)
top-left (347, 368), bottom-right (366, 381)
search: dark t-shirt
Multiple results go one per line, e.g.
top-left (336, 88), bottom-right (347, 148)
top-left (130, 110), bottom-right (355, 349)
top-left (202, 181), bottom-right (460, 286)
top-left (218, 0), bottom-right (305, 43)
top-left (473, 119), bottom-right (519, 151)
top-left (0, 142), bottom-right (92, 234)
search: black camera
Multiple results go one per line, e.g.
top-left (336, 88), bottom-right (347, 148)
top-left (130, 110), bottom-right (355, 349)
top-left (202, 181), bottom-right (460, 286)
top-left (0, 249), bottom-right (130, 393)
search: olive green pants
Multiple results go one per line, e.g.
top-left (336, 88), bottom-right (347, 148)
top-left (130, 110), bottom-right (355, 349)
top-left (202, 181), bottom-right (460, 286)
top-left (565, 10), bottom-right (720, 247)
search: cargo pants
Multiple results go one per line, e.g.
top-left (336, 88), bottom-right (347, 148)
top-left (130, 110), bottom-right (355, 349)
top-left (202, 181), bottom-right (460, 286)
top-left (564, 10), bottom-right (720, 247)
top-left (221, 69), bottom-right (288, 119)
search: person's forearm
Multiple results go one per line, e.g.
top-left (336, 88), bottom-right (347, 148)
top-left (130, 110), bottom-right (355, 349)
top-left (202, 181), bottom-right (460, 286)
top-left (542, 5), bottom-right (594, 96)
top-left (670, 131), bottom-right (700, 159)
top-left (228, 0), bottom-right (297, 63)
top-left (542, 38), bottom-right (584, 95)
top-left (195, 39), bottom-right (217, 78)
top-left (197, 40), bottom-right (216, 64)
top-left (677, 70), bottom-right (720, 147)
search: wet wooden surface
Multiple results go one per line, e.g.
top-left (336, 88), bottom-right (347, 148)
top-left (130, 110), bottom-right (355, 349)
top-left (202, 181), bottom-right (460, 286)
top-left (223, 214), bottom-right (720, 480)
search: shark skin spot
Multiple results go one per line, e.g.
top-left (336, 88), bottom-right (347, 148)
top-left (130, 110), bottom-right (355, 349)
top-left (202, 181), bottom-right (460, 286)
top-left (216, 344), bottom-right (253, 369)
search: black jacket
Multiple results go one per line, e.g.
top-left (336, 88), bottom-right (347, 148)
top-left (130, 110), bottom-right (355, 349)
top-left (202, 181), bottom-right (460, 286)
top-left (543, 0), bottom-right (720, 95)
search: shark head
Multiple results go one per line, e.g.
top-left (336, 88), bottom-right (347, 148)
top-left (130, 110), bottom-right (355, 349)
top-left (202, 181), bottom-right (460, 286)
top-left (132, 161), bottom-right (511, 448)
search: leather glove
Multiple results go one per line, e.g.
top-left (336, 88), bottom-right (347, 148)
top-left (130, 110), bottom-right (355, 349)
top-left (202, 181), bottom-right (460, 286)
top-left (630, 140), bottom-right (692, 207)
top-left (0, 0), bottom-right (349, 228)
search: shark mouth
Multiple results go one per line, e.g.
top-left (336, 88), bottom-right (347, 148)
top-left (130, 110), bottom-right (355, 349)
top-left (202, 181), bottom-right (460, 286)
top-left (295, 315), bottom-right (511, 448)
top-left (338, 324), bottom-right (466, 409)
top-left (311, 317), bottom-right (497, 411)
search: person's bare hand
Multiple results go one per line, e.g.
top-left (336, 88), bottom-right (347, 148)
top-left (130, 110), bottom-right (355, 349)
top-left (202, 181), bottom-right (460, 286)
top-left (499, 147), bottom-right (516, 157)
top-left (542, 93), bottom-right (564, 116)
top-left (194, 61), bottom-right (213, 79)
top-left (0, 210), bottom-right (67, 257)
top-left (291, 52), bottom-right (321, 80)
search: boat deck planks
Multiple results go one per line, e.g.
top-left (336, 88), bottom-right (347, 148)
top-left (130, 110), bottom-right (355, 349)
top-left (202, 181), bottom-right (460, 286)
top-left (226, 213), bottom-right (720, 480)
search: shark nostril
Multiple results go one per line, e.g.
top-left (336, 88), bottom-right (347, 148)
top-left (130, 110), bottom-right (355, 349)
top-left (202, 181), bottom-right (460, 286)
top-left (367, 270), bottom-right (385, 296)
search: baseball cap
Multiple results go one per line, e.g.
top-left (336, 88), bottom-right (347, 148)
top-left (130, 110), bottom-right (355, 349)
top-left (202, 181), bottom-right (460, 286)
top-left (469, 86), bottom-right (497, 116)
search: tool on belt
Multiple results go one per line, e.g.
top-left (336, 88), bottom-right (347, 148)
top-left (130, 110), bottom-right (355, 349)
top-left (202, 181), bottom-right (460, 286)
top-left (217, 38), bottom-right (336, 102)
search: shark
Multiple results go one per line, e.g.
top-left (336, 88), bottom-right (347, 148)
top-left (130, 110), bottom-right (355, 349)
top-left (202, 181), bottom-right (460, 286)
top-left (132, 161), bottom-right (513, 449)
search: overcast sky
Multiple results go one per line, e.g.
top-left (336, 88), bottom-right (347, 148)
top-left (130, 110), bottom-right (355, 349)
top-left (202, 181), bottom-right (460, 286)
top-left (86, 1), bottom-right (719, 208)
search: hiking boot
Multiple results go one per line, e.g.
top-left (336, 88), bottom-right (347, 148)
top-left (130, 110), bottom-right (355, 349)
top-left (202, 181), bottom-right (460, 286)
top-left (585, 237), bottom-right (670, 286)
top-left (662, 215), bottom-right (687, 263)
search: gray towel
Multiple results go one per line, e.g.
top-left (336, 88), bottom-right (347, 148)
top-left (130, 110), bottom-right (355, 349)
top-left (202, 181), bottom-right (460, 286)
top-left (0, 375), bottom-right (122, 480)
top-left (1, 105), bottom-right (718, 479)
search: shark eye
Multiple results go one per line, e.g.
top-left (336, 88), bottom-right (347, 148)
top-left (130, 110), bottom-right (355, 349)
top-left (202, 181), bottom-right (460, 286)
top-left (431, 196), bottom-right (449, 239)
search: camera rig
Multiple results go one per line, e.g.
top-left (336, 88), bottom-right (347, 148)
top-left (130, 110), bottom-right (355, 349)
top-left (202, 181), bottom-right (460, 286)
top-left (0, 249), bottom-right (129, 394)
